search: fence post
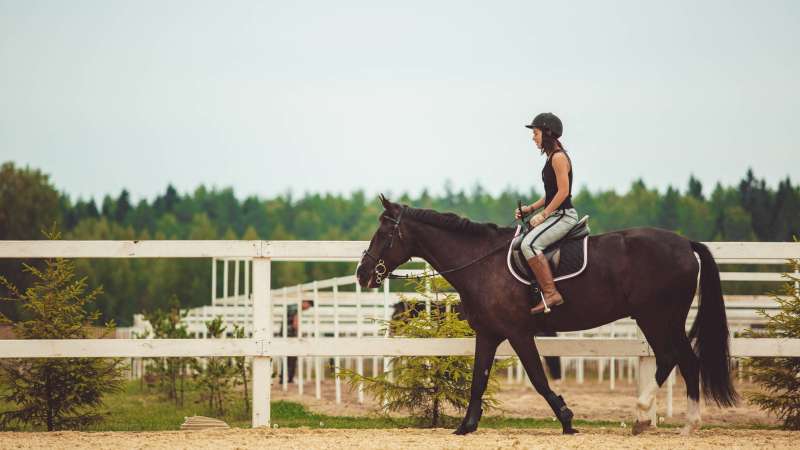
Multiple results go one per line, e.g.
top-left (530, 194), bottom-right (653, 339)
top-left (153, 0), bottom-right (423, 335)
top-left (296, 284), bottom-right (303, 396)
top-left (334, 282), bottom-right (341, 404)
top-left (234, 258), bottom-right (240, 303)
top-left (383, 280), bottom-right (391, 405)
top-left (244, 259), bottom-right (250, 304)
top-left (356, 282), bottom-right (364, 403)
top-left (313, 281), bottom-right (321, 400)
top-left (211, 258), bottom-right (217, 302)
top-left (223, 259), bottom-right (229, 302)
top-left (251, 257), bottom-right (272, 428)
top-left (636, 356), bottom-right (658, 426)
top-left (609, 322), bottom-right (615, 391)
top-left (576, 331), bottom-right (584, 384)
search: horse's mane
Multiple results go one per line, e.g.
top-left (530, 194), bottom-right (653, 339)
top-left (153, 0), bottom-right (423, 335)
top-left (402, 207), bottom-right (510, 235)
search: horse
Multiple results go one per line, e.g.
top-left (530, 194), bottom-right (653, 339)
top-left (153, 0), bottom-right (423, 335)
top-left (356, 195), bottom-right (737, 436)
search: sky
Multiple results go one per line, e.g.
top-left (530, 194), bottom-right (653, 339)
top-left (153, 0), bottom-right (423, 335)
top-left (1, 0), bottom-right (798, 204)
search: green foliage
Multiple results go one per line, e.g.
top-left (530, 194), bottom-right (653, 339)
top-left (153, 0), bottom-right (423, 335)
top-left (340, 275), bottom-right (512, 427)
top-left (742, 256), bottom-right (800, 430)
top-left (139, 296), bottom-right (191, 406)
top-left (232, 324), bottom-right (250, 414)
top-left (191, 317), bottom-right (236, 416)
top-left (0, 228), bottom-right (125, 431)
top-left (0, 162), bottom-right (62, 322)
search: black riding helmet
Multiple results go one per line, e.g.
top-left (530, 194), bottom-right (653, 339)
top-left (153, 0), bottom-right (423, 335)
top-left (525, 112), bottom-right (563, 138)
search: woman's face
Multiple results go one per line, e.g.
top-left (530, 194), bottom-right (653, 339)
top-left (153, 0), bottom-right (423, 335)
top-left (532, 127), bottom-right (543, 149)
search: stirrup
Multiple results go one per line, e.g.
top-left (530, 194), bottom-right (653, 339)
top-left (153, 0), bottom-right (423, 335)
top-left (539, 291), bottom-right (552, 314)
top-left (531, 291), bottom-right (563, 315)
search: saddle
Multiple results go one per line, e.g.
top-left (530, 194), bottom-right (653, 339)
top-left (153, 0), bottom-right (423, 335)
top-left (507, 216), bottom-right (591, 286)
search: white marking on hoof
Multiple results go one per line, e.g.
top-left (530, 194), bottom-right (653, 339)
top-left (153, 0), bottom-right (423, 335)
top-left (635, 379), bottom-right (658, 422)
top-left (681, 397), bottom-right (701, 435)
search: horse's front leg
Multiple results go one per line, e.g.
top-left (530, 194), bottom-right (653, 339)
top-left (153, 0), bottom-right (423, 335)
top-left (508, 333), bottom-right (578, 434)
top-left (453, 332), bottom-right (504, 435)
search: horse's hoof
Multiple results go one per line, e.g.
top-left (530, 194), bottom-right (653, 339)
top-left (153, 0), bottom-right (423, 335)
top-left (680, 422), bottom-right (700, 436)
top-left (631, 420), bottom-right (651, 435)
top-left (453, 423), bottom-right (477, 435)
top-left (563, 427), bottom-right (579, 435)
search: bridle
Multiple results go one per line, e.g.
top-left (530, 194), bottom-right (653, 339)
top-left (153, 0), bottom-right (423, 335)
top-left (361, 205), bottom-right (512, 285)
top-left (361, 206), bottom-right (406, 285)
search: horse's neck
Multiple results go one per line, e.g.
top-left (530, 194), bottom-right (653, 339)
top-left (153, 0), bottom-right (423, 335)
top-left (412, 223), bottom-right (511, 287)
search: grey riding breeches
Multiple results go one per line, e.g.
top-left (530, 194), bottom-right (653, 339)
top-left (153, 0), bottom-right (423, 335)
top-left (521, 208), bottom-right (579, 258)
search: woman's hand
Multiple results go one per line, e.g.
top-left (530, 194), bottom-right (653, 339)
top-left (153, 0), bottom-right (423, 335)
top-left (529, 212), bottom-right (547, 228)
top-left (514, 205), bottom-right (529, 220)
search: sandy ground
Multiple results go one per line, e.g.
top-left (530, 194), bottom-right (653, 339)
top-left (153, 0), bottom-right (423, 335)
top-left (272, 373), bottom-right (780, 427)
top-left (0, 371), bottom-right (789, 449)
top-left (1, 428), bottom-right (796, 450)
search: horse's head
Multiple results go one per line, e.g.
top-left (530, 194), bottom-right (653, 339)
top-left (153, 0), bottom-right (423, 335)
top-left (356, 194), bottom-right (414, 288)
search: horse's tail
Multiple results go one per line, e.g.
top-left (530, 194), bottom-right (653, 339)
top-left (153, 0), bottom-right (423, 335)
top-left (688, 241), bottom-right (738, 407)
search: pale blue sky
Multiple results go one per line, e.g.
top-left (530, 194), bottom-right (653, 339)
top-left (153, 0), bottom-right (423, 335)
top-left (1, 0), bottom-right (798, 203)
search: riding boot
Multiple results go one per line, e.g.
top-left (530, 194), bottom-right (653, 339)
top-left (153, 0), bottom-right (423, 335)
top-left (527, 254), bottom-right (564, 315)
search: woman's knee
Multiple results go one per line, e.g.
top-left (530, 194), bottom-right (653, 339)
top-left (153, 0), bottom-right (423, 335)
top-left (521, 236), bottom-right (543, 259)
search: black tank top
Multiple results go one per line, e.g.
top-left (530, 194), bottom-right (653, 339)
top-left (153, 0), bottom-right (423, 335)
top-left (542, 150), bottom-right (573, 210)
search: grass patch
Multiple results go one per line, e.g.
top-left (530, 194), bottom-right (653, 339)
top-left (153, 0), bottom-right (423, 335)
top-left (0, 380), bottom-right (782, 432)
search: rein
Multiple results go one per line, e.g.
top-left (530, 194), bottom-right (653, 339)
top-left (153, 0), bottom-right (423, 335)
top-left (387, 240), bottom-right (510, 281)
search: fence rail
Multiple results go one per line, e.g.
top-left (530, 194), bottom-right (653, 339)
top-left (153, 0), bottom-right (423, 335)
top-left (3, 337), bottom-right (799, 358)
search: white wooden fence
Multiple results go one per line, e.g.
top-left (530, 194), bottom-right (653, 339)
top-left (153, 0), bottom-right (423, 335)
top-left (1, 240), bottom-right (799, 428)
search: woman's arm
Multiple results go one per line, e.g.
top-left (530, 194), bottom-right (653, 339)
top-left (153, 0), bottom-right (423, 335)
top-left (542, 152), bottom-right (571, 217)
top-left (526, 197), bottom-right (545, 213)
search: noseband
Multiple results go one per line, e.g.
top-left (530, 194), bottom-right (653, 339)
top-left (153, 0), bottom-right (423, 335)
top-left (361, 206), bottom-right (406, 285)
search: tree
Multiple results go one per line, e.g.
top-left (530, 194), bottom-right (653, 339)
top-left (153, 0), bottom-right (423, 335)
top-left (141, 296), bottom-right (191, 406)
top-left (773, 178), bottom-right (800, 241)
top-left (658, 186), bottom-right (680, 231)
top-left (742, 257), bottom-right (800, 429)
top-left (0, 162), bottom-right (60, 240)
top-left (739, 169), bottom-right (774, 240)
top-left (687, 175), bottom-right (704, 201)
top-left (192, 317), bottom-right (235, 416)
top-left (0, 162), bottom-right (61, 321)
top-left (340, 275), bottom-right (510, 427)
top-left (0, 229), bottom-right (125, 431)
top-left (114, 190), bottom-right (132, 224)
top-left (232, 324), bottom-right (249, 414)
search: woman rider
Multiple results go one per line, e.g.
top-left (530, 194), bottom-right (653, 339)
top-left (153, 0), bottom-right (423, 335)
top-left (514, 112), bottom-right (579, 315)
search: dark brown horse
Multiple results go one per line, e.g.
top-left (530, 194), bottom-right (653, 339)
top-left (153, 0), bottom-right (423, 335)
top-left (356, 196), bottom-right (736, 435)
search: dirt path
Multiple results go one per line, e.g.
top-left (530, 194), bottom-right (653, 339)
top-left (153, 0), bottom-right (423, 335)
top-left (272, 377), bottom-right (780, 427)
top-left (1, 428), bottom-right (795, 450)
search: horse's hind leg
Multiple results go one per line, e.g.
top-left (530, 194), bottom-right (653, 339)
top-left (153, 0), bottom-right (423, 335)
top-left (508, 333), bottom-right (578, 434)
top-left (675, 332), bottom-right (701, 435)
top-left (633, 316), bottom-right (680, 435)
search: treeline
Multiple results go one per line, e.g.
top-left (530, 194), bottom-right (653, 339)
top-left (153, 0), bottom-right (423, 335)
top-left (1, 161), bottom-right (798, 326)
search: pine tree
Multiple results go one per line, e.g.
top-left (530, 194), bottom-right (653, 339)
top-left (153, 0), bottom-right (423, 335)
top-left (192, 317), bottom-right (236, 416)
top-left (743, 256), bottom-right (800, 429)
top-left (232, 324), bottom-right (249, 414)
top-left (340, 274), bottom-right (511, 427)
top-left (140, 296), bottom-right (191, 406)
top-left (0, 229), bottom-right (125, 431)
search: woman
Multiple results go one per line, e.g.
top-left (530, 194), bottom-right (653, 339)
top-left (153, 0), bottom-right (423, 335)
top-left (514, 112), bottom-right (579, 314)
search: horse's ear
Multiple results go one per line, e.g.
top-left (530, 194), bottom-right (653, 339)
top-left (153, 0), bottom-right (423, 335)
top-left (379, 193), bottom-right (391, 210)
